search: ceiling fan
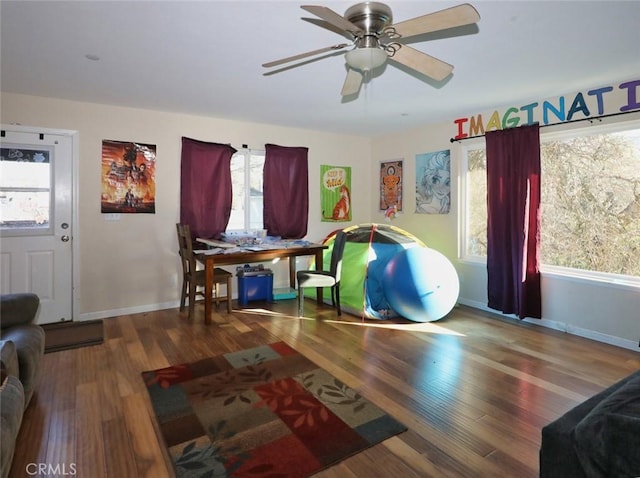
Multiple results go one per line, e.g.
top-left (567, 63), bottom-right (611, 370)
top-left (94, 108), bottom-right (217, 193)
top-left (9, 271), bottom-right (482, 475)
top-left (262, 2), bottom-right (480, 97)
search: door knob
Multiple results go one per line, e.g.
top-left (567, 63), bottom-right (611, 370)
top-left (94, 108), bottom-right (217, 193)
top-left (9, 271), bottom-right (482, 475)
top-left (61, 235), bottom-right (70, 242)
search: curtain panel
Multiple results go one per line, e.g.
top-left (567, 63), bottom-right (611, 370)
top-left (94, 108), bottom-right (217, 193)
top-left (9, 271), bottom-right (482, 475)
top-left (263, 143), bottom-right (309, 239)
top-left (485, 124), bottom-right (542, 319)
top-left (180, 137), bottom-right (237, 240)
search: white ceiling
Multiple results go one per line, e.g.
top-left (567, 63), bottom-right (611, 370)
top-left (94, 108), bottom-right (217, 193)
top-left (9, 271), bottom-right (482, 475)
top-left (1, 1), bottom-right (638, 137)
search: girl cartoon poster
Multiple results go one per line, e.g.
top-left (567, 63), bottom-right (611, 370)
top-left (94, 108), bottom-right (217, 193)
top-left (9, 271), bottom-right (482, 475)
top-left (416, 150), bottom-right (451, 214)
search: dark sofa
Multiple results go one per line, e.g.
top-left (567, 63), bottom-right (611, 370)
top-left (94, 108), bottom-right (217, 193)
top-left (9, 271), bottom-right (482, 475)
top-left (540, 369), bottom-right (640, 478)
top-left (0, 293), bottom-right (45, 478)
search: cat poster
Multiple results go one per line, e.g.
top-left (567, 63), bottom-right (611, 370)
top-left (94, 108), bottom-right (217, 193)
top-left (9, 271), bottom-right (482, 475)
top-left (380, 160), bottom-right (403, 211)
top-left (320, 165), bottom-right (351, 222)
top-left (415, 149), bottom-right (451, 214)
top-left (101, 140), bottom-right (156, 213)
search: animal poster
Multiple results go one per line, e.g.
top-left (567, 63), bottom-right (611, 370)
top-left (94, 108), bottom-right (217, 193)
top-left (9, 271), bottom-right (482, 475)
top-left (101, 140), bottom-right (156, 213)
top-left (379, 160), bottom-right (403, 211)
top-left (415, 149), bottom-right (451, 214)
top-left (320, 165), bottom-right (351, 222)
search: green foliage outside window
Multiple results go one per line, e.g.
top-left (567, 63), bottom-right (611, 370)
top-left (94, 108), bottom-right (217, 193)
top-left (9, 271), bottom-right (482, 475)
top-left (465, 126), bottom-right (640, 278)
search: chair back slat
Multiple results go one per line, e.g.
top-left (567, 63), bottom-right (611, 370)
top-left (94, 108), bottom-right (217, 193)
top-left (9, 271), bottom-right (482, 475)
top-left (330, 230), bottom-right (347, 281)
top-left (176, 223), bottom-right (197, 275)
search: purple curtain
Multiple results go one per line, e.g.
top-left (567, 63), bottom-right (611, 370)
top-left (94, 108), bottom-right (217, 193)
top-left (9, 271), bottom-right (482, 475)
top-left (263, 143), bottom-right (309, 239)
top-left (180, 137), bottom-right (236, 240)
top-left (485, 124), bottom-right (542, 319)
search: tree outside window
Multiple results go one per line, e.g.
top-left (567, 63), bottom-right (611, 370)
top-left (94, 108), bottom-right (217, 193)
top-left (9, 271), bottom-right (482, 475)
top-left (465, 125), bottom-right (640, 278)
top-left (228, 150), bottom-right (264, 231)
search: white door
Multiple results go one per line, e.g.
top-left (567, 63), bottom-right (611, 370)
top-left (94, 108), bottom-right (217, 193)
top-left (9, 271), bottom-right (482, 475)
top-left (0, 126), bottom-right (75, 324)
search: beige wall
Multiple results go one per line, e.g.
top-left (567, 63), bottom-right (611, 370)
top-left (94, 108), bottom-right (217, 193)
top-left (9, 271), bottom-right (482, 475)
top-left (1, 92), bottom-right (371, 316)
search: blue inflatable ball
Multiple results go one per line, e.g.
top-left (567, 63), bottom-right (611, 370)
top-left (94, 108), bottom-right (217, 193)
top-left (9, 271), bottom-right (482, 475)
top-left (382, 247), bottom-right (460, 322)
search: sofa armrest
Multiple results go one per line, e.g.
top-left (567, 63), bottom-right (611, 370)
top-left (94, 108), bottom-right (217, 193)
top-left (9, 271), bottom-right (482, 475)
top-left (540, 369), bottom-right (640, 478)
top-left (0, 341), bottom-right (19, 380)
top-left (1, 373), bottom-right (25, 478)
top-left (0, 294), bottom-right (40, 328)
top-left (573, 374), bottom-right (640, 478)
top-left (1, 325), bottom-right (45, 407)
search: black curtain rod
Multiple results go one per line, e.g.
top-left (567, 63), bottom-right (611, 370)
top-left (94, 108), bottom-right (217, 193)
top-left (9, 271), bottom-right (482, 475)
top-left (449, 109), bottom-right (640, 143)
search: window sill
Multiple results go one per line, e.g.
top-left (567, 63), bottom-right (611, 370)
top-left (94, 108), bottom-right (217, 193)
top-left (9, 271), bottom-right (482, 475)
top-left (458, 257), bottom-right (640, 291)
top-left (540, 266), bottom-right (640, 291)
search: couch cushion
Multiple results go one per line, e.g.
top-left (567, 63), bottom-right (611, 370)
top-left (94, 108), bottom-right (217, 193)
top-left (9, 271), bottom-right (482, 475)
top-left (0, 340), bottom-right (19, 379)
top-left (0, 325), bottom-right (45, 407)
top-left (1, 373), bottom-right (25, 478)
top-left (573, 373), bottom-right (640, 478)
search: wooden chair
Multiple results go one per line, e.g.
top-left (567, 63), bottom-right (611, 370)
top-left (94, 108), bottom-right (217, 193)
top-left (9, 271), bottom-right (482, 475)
top-left (176, 223), bottom-right (232, 319)
top-left (297, 230), bottom-right (347, 317)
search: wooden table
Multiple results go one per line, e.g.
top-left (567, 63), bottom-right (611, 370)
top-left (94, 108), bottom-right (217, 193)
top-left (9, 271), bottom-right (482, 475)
top-left (195, 243), bottom-right (327, 324)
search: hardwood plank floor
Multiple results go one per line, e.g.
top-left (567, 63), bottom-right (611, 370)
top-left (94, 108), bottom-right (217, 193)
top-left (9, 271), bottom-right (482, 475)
top-left (10, 301), bottom-right (640, 477)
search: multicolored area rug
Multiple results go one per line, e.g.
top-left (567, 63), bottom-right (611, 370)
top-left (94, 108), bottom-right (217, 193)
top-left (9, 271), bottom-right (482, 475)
top-left (142, 341), bottom-right (406, 477)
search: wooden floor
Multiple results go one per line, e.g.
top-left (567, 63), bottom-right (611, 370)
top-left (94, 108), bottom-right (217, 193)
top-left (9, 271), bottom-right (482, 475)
top-left (10, 300), bottom-right (640, 478)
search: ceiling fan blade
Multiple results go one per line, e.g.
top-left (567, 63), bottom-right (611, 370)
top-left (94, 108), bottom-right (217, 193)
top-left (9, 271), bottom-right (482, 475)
top-left (301, 5), bottom-right (362, 34)
top-left (262, 43), bottom-right (349, 68)
top-left (341, 69), bottom-right (363, 96)
top-left (390, 3), bottom-right (480, 39)
top-left (263, 50), bottom-right (351, 76)
top-left (389, 45), bottom-right (453, 81)
top-left (302, 18), bottom-right (352, 39)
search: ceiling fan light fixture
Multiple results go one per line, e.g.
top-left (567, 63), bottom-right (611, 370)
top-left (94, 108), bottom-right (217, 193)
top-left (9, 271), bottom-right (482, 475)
top-left (345, 47), bottom-right (387, 72)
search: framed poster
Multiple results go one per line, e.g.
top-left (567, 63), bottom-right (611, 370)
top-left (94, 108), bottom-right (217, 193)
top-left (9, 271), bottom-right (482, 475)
top-left (101, 140), bottom-right (156, 213)
top-left (320, 165), bottom-right (351, 222)
top-left (380, 160), bottom-right (403, 211)
top-left (416, 150), bottom-right (451, 214)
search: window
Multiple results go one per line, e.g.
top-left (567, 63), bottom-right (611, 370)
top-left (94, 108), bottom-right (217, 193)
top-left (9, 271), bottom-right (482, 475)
top-left (0, 145), bottom-right (52, 233)
top-left (462, 122), bottom-right (640, 280)
top-left (228, 149), bottom-right (264, 231)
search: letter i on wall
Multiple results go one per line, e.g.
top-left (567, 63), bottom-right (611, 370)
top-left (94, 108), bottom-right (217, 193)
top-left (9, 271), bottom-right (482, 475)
top-left (320, 165), bottom-right (352, 222)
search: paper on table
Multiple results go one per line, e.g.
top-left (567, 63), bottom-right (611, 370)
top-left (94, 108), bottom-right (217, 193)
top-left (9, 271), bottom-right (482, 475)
top-left (196, 238), bottom-right (235, 248)
top-left (194, 248), bottom-right (225, 255)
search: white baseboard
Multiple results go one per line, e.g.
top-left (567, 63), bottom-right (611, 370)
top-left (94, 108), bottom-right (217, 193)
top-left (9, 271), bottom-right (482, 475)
top-left (79, 300), bottom-right (179, 322)
top-left (457, 298), bottom-right (639, 352)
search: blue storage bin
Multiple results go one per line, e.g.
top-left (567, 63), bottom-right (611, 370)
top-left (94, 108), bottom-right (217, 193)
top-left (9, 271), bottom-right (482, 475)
top-left (237, 267), bottom-right (273, 305)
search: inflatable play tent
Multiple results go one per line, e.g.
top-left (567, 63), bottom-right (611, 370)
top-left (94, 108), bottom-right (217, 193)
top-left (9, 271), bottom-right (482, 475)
top-left (314, 223), bottom-right (425, 319)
